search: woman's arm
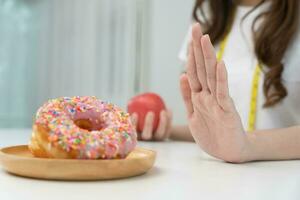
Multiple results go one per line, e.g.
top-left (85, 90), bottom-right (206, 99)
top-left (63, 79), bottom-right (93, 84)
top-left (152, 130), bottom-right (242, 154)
top-left (170, 125), bottom-right (194, 141)
top-left (169, 125), bottom-right (300, 161)
top-left (246, 126), bottom-right (300, 161)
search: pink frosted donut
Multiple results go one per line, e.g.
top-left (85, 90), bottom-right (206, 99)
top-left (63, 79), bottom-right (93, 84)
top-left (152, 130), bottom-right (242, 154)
top-left (29, 96), bottom-right (137, 159)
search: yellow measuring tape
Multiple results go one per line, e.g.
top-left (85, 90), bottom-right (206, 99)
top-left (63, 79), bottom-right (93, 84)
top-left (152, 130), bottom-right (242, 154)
top-left (217, 34), bottom-right (262, 131)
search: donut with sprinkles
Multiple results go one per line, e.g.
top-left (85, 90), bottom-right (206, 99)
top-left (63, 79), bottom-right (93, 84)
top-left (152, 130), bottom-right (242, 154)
top-left (29, 96), bottom-right (137, 159)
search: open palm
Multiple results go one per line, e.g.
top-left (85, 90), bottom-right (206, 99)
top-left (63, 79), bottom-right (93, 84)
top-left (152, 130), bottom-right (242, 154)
top-left (180, 23), bottom-right (249, 163)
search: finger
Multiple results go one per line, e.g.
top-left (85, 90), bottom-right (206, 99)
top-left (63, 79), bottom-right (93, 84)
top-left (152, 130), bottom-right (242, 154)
top-left (216, 60), bottom-right (231, 111)
top-left (141, 112), bottom-right (154, 140)
top-left (154, 110), bottom-right (167, 140)
top-left (130, 113), bottom-right (138, 128)
top-left (165, 109), bottom-right (173, 139)
top-left (130, 113), bottom-right (141, 140)
top-left (186, 41), bottom-right (202, 92)
top-left (192, 23), bottom-right (208, 91)
top-left (201, 34), bottom-right (217, 95)
top-left (180, 73), bottom-right (194, 117)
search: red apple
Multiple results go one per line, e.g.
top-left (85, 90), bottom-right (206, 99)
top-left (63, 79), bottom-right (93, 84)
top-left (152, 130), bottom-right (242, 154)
top-left (127, 93), bottom-right (166, 132)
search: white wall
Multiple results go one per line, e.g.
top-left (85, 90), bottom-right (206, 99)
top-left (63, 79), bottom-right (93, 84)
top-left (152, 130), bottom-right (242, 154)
top-left (148, 0), bottom-right (194, 124)
top-left (0, 0), bottom-right (194, 128)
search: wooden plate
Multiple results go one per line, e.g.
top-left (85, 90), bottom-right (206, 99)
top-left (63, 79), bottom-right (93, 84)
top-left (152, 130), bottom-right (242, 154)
top-left (0, 145), bottom-right (156, 180)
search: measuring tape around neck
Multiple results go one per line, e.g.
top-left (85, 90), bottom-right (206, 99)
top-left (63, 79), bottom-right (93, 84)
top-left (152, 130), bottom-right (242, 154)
top-left (217, 34), bottom-right (262, 132)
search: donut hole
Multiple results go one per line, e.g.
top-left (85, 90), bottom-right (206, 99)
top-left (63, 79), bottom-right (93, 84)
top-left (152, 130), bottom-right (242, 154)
top-left (74, 119), bottom-right (103, 131)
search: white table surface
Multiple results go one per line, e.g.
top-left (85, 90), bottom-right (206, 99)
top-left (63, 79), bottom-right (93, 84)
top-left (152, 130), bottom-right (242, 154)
top-left (1, 129), bottom-right (300, 200)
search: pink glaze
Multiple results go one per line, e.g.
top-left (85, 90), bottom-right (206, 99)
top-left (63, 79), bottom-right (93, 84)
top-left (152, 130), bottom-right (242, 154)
top-left (34, 96), bottom-right (137, 159)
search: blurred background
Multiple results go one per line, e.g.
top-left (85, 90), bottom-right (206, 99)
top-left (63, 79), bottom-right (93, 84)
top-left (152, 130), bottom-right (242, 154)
top-left (0, 0), bottom-right (194, 128)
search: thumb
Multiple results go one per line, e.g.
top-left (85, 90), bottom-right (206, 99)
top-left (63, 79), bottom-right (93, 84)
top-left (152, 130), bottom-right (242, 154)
top-left (130, 112), bottom-right (138, 128)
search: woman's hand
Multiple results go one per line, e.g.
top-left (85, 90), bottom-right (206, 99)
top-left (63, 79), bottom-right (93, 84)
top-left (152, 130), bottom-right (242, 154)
top-left (180, 23), bottom-right (250, 163)
top-left (131, 110), bottom-right (173, 141)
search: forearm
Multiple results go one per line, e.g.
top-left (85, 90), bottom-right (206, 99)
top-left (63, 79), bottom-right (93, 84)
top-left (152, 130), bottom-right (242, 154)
top-left (245, 126), bottom-right (300, 161)
top-left (169, 125), bottom-right (194, 142)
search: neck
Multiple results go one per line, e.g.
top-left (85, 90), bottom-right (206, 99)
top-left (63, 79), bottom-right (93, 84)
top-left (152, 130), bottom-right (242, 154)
top-left (236, 0), bottom-right (264, 6)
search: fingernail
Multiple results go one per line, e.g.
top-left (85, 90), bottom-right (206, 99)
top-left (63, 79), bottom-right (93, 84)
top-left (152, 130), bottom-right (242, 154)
top-left (193, 22), bottom-right (200, 28)
top-left (192, 23), bottom-right (201, 40)
top-left (202, 34), bottom-right (210, 42)
top-left (160, 110), bottom-right (166, 117)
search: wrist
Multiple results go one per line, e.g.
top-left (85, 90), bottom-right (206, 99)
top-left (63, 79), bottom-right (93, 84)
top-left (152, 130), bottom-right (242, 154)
top-left (169, 125), bottom-right (194, 141)
top-left (242, 131), bottom-right (260, 162)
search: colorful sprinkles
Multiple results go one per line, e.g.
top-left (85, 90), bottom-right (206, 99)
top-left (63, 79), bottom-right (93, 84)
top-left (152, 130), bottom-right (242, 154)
top-left (34, 96), bottom-right (137, 159)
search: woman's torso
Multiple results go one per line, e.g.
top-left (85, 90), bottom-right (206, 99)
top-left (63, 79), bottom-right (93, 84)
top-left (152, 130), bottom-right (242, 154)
top-left (179, 3), bottom-right (300, 129)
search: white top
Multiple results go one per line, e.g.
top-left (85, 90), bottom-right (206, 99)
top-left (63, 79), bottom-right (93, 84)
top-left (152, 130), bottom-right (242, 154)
top-left (1, 129), bottom-right (300, 200)
top-left (179, 3), bottom-right (300, 130)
